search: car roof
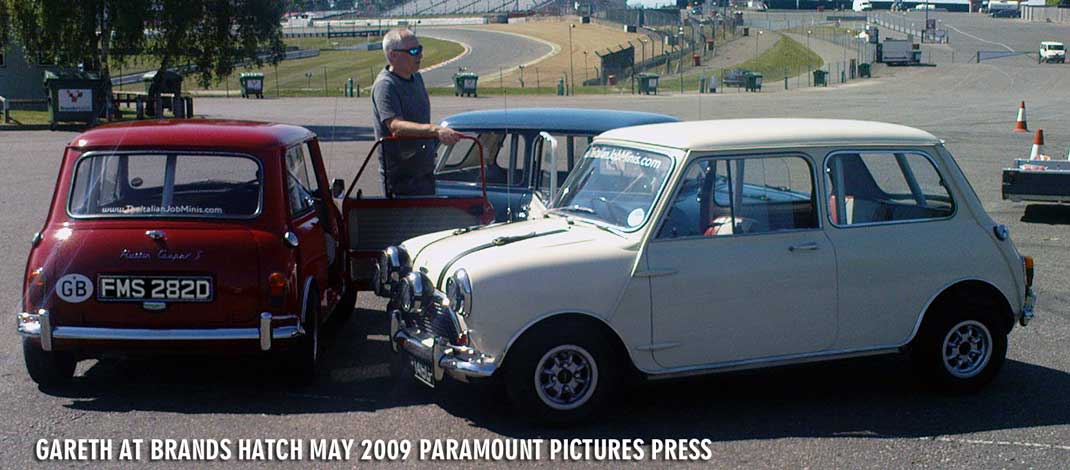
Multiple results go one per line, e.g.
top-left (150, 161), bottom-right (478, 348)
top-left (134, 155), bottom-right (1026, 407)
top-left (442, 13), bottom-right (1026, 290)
top-left (1042, 41), bottom-right (1063, 45)
top-left (439, 108), bottom-right (679, 134)
top-left (597, 119), bottom-right (941, 152)
top-left (69, 119), bottom-right (314, 152)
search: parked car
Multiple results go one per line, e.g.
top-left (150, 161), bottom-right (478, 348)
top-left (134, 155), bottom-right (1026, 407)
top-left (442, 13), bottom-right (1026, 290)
top-left (1038, 41), bottom-right (1066, 63)
top-left (989, 7), bottom-right (1020, 17)
top-left (433, 108), bottom-right (678, 222)
top-left (16, 120), bottom-right (362, 386)
top-left (379, 119), bottom-right (1037, 424)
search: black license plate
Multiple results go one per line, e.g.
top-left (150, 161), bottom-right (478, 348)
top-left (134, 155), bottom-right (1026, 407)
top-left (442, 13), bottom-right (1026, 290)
top-left (97, 275), bottom-right (213, 302)
top-left (411, 354), bottom-right (435, 388)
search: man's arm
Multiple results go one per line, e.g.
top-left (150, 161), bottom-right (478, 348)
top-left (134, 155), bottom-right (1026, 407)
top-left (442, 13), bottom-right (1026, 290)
top-left (386, 118), bottom-right (461, 145)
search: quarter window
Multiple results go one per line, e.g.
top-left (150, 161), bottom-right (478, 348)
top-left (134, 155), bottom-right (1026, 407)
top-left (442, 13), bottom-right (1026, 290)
top-left (658, 155), bottom-right (817, 239)
top-left (825, 151), bottom-right (954, 226)
top-left (285, 145), bottom-right (319, 216)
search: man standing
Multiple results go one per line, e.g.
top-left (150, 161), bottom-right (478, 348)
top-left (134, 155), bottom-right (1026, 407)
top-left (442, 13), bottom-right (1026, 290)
top-left (372, 28), bottom-right (460, 196)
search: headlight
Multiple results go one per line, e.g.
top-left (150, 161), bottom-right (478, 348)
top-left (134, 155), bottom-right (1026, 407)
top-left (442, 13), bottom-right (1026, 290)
top-left (399, 271), bottom-right (433, 313)
top-left (446, 269), bottom-right (473, 317)
top-left (377, 245), bottom-right (410, 297)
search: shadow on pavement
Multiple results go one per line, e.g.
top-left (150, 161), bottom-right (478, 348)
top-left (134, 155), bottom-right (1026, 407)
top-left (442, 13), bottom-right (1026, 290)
top-left (1021, 204), bottom-right (1070, 225)
top-left (40, 309), bottom-right (1069, 442)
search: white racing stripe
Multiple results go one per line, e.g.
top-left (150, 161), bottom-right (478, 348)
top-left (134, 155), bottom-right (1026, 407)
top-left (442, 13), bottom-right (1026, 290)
top-left (923, 436), bottom-right (1070, 451)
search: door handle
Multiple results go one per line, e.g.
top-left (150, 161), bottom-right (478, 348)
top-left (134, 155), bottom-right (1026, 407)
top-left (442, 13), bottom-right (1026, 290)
top-left (789, 242), bottom-right (819, 252)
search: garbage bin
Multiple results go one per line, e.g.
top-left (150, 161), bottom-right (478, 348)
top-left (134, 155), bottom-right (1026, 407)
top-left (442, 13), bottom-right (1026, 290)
top-left (745, 72), bottom-right (763, 92)
top-left (743, 27), bottom-right (750, 37)
top-left (859, 63), bottom-right (872, 78)
top-left (638, 73), bottom-right (659, 95)
top-left (607, 74), bottom-right (617, 86)
top-left (557, 78), bottom-right (565, 96)
top-left (142, 70), bottom-right (184, 115)
top-left (43, 71), bottom-right (107, 130)
top-left (692, 53), bottom-right (701, 66)
top-left (813, 69), bottom-right (828, 87)
top-left (453, 72), bottom-right (478, 97)
top-left (239, 72), bottom-right (265, 99)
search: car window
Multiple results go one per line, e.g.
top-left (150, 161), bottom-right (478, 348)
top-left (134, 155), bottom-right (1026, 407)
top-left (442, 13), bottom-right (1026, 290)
top-left (285, 145), bottom-right (318, 216)
top-left (436, 132), bottom-right (521, 186)
top-left (657, 155), bottom-right (817, 239)
top-left (552, 145), bottom-right (672, 230)
top-left (69, 153), bottom-right (261, 218)
top-left (825, 151), bottom-right (954, 226)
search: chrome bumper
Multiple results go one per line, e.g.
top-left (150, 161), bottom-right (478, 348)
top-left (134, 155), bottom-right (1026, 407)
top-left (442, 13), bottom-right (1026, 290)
top-left (1021, 288), bottom-right (1037, 326)
top-left (389, 309), bottom-right (497, 382)
top-left (16, 309), bottom-right (303, 352)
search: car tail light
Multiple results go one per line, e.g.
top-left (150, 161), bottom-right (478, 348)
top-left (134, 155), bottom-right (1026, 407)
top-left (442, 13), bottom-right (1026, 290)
top-left (456, 331), bottom-right (469, 347)
top-left (25, 267), bottom-right (46, 310)
top-left (268, 272), bottom-right (288, 307)
top-left (1023, 256), bottom-right (1034, 289)
top-left (29, 267), bottom-right (46, 287)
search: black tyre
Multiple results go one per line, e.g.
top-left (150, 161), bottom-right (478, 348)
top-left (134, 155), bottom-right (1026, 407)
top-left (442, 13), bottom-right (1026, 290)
top-left (23, 338), bottom-right (76, 387)
top-left (911, 306), bottom-right (1007, 393)
top-left (330, 290), bottom-right (357, 326)
top-left (505, 321), bottom-right (615, 425)
top-left (286, 293), bottom-right (321, 384)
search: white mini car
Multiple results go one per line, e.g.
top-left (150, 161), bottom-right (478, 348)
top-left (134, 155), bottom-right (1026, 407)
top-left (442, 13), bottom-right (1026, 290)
top-left (1039, 41), bottom-right (1066, 63)
top-left (378, 119), bottom-right (1037, 424)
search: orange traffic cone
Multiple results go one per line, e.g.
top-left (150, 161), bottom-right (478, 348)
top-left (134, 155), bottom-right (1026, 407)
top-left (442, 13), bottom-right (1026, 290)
top-left (1014, 101), bottom-right (1029, 132)
top-left (1029, 129), bottom-right (1047, 160)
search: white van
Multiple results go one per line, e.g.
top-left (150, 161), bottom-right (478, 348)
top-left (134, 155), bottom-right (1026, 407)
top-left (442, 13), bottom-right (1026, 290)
top-left (853, 0), bottom-right (873, 11)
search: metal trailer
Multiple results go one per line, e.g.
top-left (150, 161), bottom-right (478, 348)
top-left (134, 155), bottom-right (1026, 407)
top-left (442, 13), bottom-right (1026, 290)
top-left (1002, 160), bottom-right (1070, 203)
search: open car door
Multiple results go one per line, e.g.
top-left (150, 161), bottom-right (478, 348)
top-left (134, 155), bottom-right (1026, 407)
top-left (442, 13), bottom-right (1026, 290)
top-left (343, 136), bottom-right (492, 290)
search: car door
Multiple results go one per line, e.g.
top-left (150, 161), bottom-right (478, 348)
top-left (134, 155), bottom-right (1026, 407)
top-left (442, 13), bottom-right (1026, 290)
top-left (645, 153), bottom-right (838, 369)
top-left (821, 149), bottom-right (962, 350)
top-left (434, 131), bottom-right (528, 222)
top-left (304, 139), bottom-right (344, 312)
top-left (284, 143), bottom-right (331, 312)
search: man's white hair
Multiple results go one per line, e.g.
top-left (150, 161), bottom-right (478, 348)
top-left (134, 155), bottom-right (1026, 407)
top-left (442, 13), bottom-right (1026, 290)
top-left (382, 28), bottom-right (414, 62)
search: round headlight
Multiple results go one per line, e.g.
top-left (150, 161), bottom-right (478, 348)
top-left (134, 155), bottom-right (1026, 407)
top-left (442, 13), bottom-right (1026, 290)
top-left (379, 246), bottom-right (410, 295)
top-left (447, 269), bottom-right (473, 317)
top-left (403, 271), bottom-right (434, 313)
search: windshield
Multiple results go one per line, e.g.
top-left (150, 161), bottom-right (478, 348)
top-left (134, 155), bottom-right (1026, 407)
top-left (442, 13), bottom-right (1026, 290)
top-left (68, 153), bottom-right (262, 218)
top-left (1048, 45), bottom-right (1065, 51)
top-left (550, 145), bottom-right (673, 230)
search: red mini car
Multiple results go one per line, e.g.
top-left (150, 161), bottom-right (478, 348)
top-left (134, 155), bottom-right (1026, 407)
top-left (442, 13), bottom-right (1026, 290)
top-left (17, 120), bottom-right (356, 385)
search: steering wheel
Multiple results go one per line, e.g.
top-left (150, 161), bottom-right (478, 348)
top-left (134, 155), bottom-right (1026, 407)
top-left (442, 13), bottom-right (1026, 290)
top-left (592, 196), bottom-right (628, 225)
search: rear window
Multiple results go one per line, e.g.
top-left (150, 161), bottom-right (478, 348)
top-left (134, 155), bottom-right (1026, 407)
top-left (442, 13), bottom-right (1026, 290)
top-left (68, 153), bottom-right (261, 218)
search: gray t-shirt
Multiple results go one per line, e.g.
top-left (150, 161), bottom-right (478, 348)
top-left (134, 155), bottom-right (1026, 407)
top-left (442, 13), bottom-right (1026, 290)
top-left (371, 66), bottom-right (435, 196)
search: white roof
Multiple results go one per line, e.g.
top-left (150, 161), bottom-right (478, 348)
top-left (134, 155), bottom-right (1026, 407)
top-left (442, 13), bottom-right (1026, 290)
top-left (597, 119), bottom-right (941, 151)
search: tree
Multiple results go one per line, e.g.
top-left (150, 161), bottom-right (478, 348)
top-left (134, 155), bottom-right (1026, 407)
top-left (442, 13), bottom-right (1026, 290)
top-left (2, 0), bottom-right (286, 110)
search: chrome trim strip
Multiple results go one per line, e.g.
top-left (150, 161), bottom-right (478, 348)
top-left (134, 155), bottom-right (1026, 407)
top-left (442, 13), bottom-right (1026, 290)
top-left (645, 346), bottom-right (899, 380)
top-left (633, 269), bottom-right (677, 278)
top-left (49, 325), bottom-right (301, 342)
top-left (634, 342), bottom-right (682, 352)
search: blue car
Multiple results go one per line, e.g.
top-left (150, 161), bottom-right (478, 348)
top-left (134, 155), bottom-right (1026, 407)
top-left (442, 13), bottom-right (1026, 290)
top-left (434, 108), bottom-right (679, 222)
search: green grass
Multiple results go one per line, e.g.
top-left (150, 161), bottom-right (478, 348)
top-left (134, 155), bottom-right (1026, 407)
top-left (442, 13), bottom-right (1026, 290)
top-left (111, 36), bottom-right (462, 97)
top-left (3, 109), bottom-right (51, 126)
top-left (665, 34), bottom-right (824, 91)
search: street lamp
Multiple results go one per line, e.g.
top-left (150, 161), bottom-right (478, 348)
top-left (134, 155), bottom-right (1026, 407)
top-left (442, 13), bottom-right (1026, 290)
top-left (807, 29), bottom-right (812, 51)
top-left (568, 23), bottom-right (576, 95)
top-left (583, 51), bottom-right (589, 83)
top-left (755, 30), bottom-right (763, 61)
top-left (639, 38), bottom-right (647, 71)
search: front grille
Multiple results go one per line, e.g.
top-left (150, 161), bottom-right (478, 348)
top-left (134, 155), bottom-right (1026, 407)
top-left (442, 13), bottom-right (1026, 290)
top-left (419, 303), bottom-right (458, 341)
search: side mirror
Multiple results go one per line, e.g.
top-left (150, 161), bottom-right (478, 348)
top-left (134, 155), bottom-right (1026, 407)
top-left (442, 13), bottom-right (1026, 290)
top-left (331, 178), bottom-right (345, 198)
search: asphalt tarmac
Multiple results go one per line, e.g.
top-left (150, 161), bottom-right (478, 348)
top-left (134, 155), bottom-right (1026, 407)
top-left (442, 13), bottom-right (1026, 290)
top-left (1, 12), bottom-right (1067, 469)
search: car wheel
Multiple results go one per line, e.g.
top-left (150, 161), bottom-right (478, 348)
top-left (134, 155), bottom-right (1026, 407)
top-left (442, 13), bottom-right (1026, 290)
top-left (23, 338), bottom-right (76, 387)
top-left (505, 323), bottom-right (615, 425)
top-left (286, 292), bottom-right (321, 384)
top-left (911, 306), bottom-right (1007, 393)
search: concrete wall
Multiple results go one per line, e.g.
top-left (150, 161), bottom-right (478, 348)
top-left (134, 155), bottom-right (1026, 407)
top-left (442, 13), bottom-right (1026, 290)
top-left (1023, 6), bottom-right (1070, 23)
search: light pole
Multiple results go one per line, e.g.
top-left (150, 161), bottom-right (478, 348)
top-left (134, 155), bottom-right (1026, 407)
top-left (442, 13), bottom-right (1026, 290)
top-left (755, 30), bottom-right (763, 61)
top-left (807, 29), bottom-right (812, 51)
top-left (568, 23), bottom-right (576, 95)
top-left (639, 38), bottom-right (647, 72)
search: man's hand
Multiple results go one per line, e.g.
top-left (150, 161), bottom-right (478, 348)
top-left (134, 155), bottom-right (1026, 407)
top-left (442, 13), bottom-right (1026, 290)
top-left (435, 125), bottom-right (461, 145)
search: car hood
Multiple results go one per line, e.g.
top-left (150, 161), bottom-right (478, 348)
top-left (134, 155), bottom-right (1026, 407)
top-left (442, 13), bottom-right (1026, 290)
top-left (402, 216), bottom-right (641, 290)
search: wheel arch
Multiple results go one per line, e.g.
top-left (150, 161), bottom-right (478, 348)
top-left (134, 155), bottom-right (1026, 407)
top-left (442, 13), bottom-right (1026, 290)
top-left (910, 278), bottom-right (1016, 342)
top-left (300, 276), bottom-right (318, 325)
top-left (496, 312), bottom-right (639, 379)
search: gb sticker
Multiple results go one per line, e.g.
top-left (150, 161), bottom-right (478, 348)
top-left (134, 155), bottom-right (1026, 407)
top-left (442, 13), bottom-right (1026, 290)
top-left (56, 274), bottom-right (93, 303)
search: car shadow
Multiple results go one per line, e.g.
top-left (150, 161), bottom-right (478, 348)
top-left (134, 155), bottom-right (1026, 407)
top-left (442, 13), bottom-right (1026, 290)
top-left (304, 125), bottom-right (376, 142)
top-left (43, 311), bottom-right (1070, 442)
top-left (1021, 204), bottom-right (1070, 225)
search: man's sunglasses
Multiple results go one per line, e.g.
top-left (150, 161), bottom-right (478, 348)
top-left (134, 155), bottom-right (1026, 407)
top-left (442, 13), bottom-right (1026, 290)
top-left (393, 45), bottom-right (423, 56)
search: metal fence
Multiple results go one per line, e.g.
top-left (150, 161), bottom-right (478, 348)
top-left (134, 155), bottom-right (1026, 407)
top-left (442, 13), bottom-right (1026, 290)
top-left (1022, 6), bottom-right (1070, 23)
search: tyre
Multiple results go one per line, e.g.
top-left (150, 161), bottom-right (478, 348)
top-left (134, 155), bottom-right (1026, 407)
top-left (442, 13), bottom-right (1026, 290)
top-left (285, 292), bottom-right (321, 384)
top-left (911, 305), bottom-right (1007, 393)
top-left (505, 321), bottom-right (615, 425)
top-left (23, 338), bottom-right (76, 387)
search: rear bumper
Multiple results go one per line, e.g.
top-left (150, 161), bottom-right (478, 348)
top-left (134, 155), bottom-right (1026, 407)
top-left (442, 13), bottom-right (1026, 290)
top-left (1021, 288), bottom-right (1037, 327)
top-left (16, 309), bottom-right (303, 352)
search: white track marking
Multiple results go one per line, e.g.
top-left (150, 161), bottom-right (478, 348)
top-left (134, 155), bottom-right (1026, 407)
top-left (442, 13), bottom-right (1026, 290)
top-left (923, 436), bottom-right (1070, 451)
top-left (943, 24), bottom-right (1014, 52)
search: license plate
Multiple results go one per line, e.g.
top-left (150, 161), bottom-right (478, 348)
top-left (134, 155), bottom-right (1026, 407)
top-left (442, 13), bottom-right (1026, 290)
top-left (97, 275), bottom-right (213, 302)
top-left (411, 355), bottom-right (435, 388)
